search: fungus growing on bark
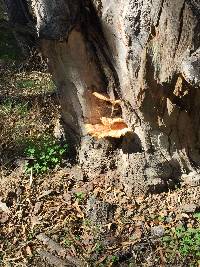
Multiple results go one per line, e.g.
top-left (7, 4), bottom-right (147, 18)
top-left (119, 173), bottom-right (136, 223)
top-left (85, 117), bottom-right (132, 139)
top-left (85, 92), bottom-right (131, 138)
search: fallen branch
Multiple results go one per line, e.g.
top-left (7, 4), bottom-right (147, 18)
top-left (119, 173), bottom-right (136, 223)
top-left (37, 249), bottom-right (73, 267)
top-left (36, 233), bottom-right (66, 256)
top-left (36, 233), bottom-right (83, 266)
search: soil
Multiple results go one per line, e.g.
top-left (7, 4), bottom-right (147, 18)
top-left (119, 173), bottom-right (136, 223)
top-left (1, 156), bottom-right (200, 266)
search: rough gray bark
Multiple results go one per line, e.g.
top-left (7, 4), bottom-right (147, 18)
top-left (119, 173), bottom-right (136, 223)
top-left (30, 0), bottom-right (200, 194)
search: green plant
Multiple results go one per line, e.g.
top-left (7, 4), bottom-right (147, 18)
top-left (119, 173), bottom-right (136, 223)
top-left (157, 215), bottom-right (165, 222)
top-left (162, 226), bottom-right (200, 263)
top-left (194, 212), bottom-right (200, 221)
top-left (110, 255), bottom-right (119, 263)
top-left (94, 242), bottom-right (104, 254)
top-left (27, 230), bottom-right (35, 241)
top-left (63, 239), bottom-right (73, 248)
top-left (97, 255), bottom-right (119, 266)
top-left (46, 79), bottom-right (56, 92)
top-left (15, 74), bottom-right (56, 94)
top-left (24, 135), bottom-right (68, 174)
top-left (176, 227), bottom-right (200, 257)
top-left (0, 99), bottom-right (12, 114)
top-left (75, 235), bottom-right (81, 241)
top-left (0, 99), bottom-right (28, 116)
top-left (83, 219), bottom-right (92, 227)
top-left (74, 192), bottom-right (85, 202)
top-left (16, 79), bottom-right (36, 89)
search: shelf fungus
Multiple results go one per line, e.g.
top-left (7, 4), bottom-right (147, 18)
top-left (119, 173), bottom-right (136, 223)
top-left (85, 117), bottom-right (132, 139)
top-left (85, 91), bottom-right (132, 138)
top-left (92, 92), bottom-right (121, 106)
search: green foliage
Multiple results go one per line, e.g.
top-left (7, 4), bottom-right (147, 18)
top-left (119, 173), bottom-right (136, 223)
top-left (63, 239), bottom-right (73, 248)
top-left (97, 255), bottom-right (119, 266)
top-left (24, 135), bottom-right (68, 175)
top-left (94, 242), bottom-right (104, 254)
top-left (16, 79), bottom-right (36, 89)
top-left (194, 212), bottom-right (200, 221)
top-left (83, 219), bottom-right (92, 227)
top-left (175, 227), bottom-right (200, 257)
top-left (157, 215), bottom-right (165, 222)
top-left (74, 192), bottom-right (85, 202)
top-left (15, 74), bottom-right (56, 94)
top-left (27, 230), bottom-right (35, 241)
top-left (110, 255), bottom-right (119, 263)
top-left (46, 79), bottom-right (56, 92)
top-left (162, 226), bottom-right (200, 263)
top-left (0, 99), bottom-right (28, 116)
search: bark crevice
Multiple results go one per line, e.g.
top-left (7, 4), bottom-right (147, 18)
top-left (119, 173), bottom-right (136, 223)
top-left (175, 0), bottom-right (186, 55)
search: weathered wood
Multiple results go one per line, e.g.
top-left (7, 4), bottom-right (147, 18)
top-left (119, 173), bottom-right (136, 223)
top-left (26, 0), bottom-right (200, 194)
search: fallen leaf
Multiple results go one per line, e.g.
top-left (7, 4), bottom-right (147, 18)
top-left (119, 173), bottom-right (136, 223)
top-left (26, 246), bottom-right (33, 257)
top-left (0, 201), bottom-right (10, 214)
top-left (0, 212), bottom-right (9, 223)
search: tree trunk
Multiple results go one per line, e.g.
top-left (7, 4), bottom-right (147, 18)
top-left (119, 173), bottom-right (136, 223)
top-left (30, 0), bottom-right (200, 195)
top-left (4, 0), bottom-right (36, 55)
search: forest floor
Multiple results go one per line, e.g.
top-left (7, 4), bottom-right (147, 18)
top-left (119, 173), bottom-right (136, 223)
top-left (0, 30), bottom-right (200, 267)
